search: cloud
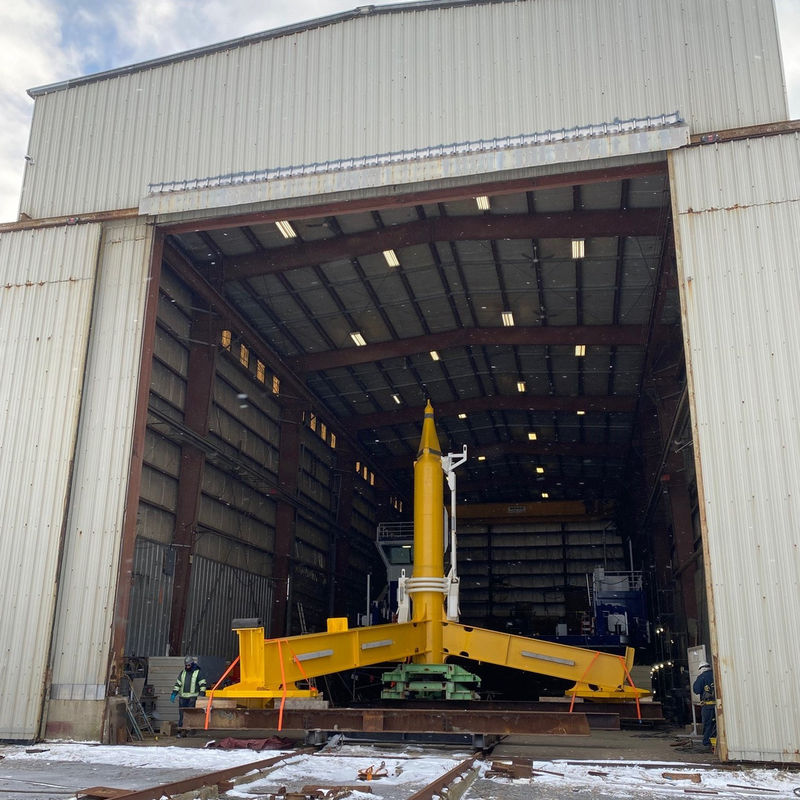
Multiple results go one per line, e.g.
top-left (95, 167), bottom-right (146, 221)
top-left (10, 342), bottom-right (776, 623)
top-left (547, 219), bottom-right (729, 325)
top-left (0, 0), bottom-right (83, 221)
top-left (775, 0), bottom-right (800, 118)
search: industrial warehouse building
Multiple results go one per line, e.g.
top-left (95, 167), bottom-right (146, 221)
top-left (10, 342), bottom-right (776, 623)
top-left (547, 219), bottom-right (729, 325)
top-left (1, 0), bottom-right (798, 763)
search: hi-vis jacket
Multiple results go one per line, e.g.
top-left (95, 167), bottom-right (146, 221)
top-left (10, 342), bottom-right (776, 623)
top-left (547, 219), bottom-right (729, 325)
top-left (173, 666), bottom-right (208, 699)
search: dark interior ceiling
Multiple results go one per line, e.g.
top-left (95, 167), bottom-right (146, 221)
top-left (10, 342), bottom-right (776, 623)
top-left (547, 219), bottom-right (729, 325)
top-left (168, 161), bottom-right (680, 509)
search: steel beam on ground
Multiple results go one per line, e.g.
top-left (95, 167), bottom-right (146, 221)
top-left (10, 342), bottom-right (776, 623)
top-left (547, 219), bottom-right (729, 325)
top-left (101, 750), bottom-right (303, 800)
top-left (182, 706), bottom-right (591, 735)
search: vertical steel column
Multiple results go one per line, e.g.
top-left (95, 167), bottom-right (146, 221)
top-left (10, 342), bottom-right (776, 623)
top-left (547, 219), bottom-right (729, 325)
top-left (271, 401), bottom-right (303, 636)
top-left (331, 442), bottom-right (356, 617)
top-left (168, 306), bottom-right (218, 654)
top-left (663, 455), bottom-right (700, 637)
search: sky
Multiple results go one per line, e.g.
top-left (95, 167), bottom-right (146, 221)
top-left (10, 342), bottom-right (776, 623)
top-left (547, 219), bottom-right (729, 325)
top-left (2, 741), bottom-right (800, 799)
top-left (0, 0), bottom-right (798, 224)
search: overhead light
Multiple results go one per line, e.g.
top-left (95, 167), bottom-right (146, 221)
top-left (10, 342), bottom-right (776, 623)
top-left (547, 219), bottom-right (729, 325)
top-left (517, 381), bottom-right (526, 393)
top-left (528, 432), bottom-right (537, 440)
top-left (430, 350), bottom-right (440, 361)
top-left (276, 220), bottom-right (297, 239)
top-left (576, 409), bottom-right (586, 416)
top-left (401, 544), bottom-right (411, 549)
top-left (476, 195), bottom-right (490, 210)
top-left (383, 249), bottom-right (400, 267)
top-left (391, 393), bottom-right (401, 405)
top-left (541, 492), bottom-right (549, 499)
top-left (502, 311), bottom-right (515, 327)
top-left (536, 466), bottom-right (545, 474)
top-left (458, 413), bottom-right (467, 419)
top-left (575, 344), bottom-right (586, 357)
top-left (350, 331), bottom-right (367, 347)
top-left (477, 455), bottom-right (486, 461)
top-left (571, 238), bottom-right (585, 259)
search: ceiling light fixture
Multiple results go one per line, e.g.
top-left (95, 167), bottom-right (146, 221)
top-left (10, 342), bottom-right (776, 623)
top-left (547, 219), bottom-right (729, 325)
top-left (571, 238), bottom-right (585, 259)
top-left (391, 393), bottom-right (401, 404)
top-left (528, 432), bottom-right (537, 440)
top-left (350, 331), bottom-right (367, 347)
top-left (517, 381), bottom-right (526, 393)
top-left (276, 220), bottom-right (297, 239)
top-left (458, 413), bottom-right (467, 419)
top-left (575, 344), bottom-right (586, 356)
top-left (478, 455), bottom-right (486, 461)
top-left (502, 311), bottom-right (515, 327)
top-left (383, 249), bottom-right (400, 267)
top-left (476, 195), bottom-right (490, 210)
top-left (536, 466), bottom-right (545, 474)
top-left (541, 492), bottom-right (549, 499)
top-left (576, 409), bottom-right (586, 416)
top-left (430, 350), bottom-right (440, 361)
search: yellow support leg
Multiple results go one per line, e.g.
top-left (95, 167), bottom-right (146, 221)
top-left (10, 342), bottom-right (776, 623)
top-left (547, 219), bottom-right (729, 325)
top-left (441, 621), bottom-right (648, 699)
top-left (215, 619), bottom-right (429, 703)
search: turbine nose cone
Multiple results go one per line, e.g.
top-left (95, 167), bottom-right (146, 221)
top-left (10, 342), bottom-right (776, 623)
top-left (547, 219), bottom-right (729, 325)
top-left (416, 400), bottom-right (441, 458)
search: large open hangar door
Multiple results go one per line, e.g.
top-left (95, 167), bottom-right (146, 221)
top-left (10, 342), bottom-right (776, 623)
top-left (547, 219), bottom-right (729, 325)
top-left (124, 157), bottom-right (704, 703)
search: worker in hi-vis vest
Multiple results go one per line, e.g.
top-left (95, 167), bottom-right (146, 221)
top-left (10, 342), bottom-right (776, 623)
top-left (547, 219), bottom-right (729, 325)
top-left (170, 655), bottom-right (208, 727)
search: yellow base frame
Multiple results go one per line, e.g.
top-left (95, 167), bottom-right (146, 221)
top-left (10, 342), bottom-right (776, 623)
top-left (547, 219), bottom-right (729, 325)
top-left (213, 617), bottom-right (648, 704)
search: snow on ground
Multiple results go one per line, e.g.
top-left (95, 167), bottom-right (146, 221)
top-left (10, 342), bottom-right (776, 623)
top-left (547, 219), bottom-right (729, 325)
top-left (467, 758), bottom-right (800, 800)
top-left (0, 740), bottom-right (290, 771)
top-left (224, 747), bottom-right (471, 798)
top-left (1, 743), bottom-right (799, 799)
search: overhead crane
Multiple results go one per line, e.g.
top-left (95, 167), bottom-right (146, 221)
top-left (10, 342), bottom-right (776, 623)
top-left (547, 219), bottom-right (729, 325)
top-left (202, 402), bottom-right (647, 726)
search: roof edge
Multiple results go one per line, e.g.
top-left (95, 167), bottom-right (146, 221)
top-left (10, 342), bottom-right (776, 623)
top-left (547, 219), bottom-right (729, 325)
top-left (28, 0), bottom-right (516, 98)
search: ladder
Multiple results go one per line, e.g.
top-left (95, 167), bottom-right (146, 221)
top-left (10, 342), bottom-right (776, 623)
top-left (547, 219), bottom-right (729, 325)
top-left (125, 673), bottom-right (154, 739)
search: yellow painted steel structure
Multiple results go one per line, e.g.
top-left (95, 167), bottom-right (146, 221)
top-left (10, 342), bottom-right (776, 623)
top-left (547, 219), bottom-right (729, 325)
top-left (214, 403), bottom-right (648, 704)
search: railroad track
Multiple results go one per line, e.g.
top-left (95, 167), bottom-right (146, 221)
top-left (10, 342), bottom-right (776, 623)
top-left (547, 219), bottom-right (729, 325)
top-left (77, 745), bottom-right (485, 800)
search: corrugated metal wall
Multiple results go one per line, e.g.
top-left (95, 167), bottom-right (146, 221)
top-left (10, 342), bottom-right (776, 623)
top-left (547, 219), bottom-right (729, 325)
top-left (126, 538), bottom-right (175, 657)
top-left (46, 219), bottom-right (153, 739)
top-left (670, 132), bottom-right (800, 763)
top-left (458, 520), bottom-right (625, 625)
top-left (0, 223), bottom-right (102, 740)
top-left (182, 555), bottom-right (273, 659)
top-left (22, 0), bottom-right (786, 219)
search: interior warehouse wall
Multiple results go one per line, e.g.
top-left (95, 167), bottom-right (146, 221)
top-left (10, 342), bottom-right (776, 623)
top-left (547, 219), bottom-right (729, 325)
top-left (21, 0), bottom-right (787, 220)
top-left (0, 223), bottom-right (102, 742)
top-left (128, 262), bottom-right (281, 657)
top-left (457, 521), bottom-right (625, 628)
top-left (670, 132), bottom-right (800, 764)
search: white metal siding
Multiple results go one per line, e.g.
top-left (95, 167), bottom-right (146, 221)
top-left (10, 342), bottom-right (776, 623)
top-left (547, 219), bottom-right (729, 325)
top-left (22, 0), bottom-right (786, 219)
top-left (670, 133), bottom-right (800, 763)
top-left (0, 223), bottom-right (102, 740)
top-left (47, 220), bottom-right (153, 728)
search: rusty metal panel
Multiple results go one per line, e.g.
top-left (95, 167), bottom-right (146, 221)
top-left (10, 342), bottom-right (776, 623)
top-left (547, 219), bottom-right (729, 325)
top-left (183, 555), bottom-right (274, 656)
top-left (0, 223), bottom-right (102, 740)
top-left (22, 0), bottom-right (785, 218)
top-left (670, 133), bottom-right (800, 763)
top-left (126, 538), bottom-right (175, 657)
top-left (46, 220), bottom-right (153, 736)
